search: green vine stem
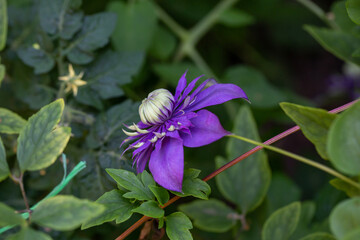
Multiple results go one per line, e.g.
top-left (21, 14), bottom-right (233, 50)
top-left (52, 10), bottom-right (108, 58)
top-left (228, 134), bottom-right (360, 190)
top-left (0, 155), bottom-right (86, 235)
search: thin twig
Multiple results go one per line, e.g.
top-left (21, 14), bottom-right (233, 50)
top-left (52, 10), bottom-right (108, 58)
top-left (115, 99), bottom-right (358, 240)
top-left (189, 0), bottom-right (238, 45)
top-left (14, 173), bottom-right (31, 220)
top-left (154, 5), bottom-right (188, 40)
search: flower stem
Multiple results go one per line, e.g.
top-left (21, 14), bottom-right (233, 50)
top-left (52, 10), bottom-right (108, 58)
top-left (228, 134), bottom-right (360, 190)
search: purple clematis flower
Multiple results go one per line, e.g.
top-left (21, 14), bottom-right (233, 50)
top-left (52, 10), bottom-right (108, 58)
top-left (122, 72), bottom-right (248, 192)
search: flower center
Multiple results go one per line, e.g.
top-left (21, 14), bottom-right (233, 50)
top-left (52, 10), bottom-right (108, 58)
top-left (139, 89), bottom-right (174, 125)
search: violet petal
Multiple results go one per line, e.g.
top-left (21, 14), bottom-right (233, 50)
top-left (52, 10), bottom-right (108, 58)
top-left (174, 71), bottom-right (188, 100)
top-left (181, 109), bottom-right (230, 147)
top-left (136, 147), bottom-right (153, 173)
top-left (185, 83), bottom-right (248, 112)
top-left (149, 136), bottom-right (184, 192)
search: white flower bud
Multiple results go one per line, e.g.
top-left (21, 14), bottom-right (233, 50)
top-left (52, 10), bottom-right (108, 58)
top-left (139, 89), bottom-right (174, 125)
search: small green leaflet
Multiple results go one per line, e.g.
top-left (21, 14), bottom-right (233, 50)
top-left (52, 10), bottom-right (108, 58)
top-left (0, 108), bottom-right (27, 134)
top-left (165, 212), bottom-right (193, 240)
top-left (328, 101), bottom-right (360, 176)
top-left (0, 0), bottom-right (7, 51)
top-left (17, 99), bottom-right (71, 171)
top-left (0, 137), bottom-right (9, 182)
top-left (171, 168), bottom-right (210, 200)
top-left (106, 169), bottom-right (154, 201)
top-left (132, 200), bottom-right (164, 218)
top-left (330, 197), bottom-right (360, 239)
top-left (262, 202), bottom-right (301, 240)
top-left (280, 102), bottom-right (336, 160)
top-left (0, 202), bottom-right (25, 227)
top-left (179, 199), bottom-right (237, 233)
top-left (81, 190), bottom-right (135, 229)
top-left (6, 227), bottom-right (53, 240)
top-left (32, 195), bottom-right (105, 231)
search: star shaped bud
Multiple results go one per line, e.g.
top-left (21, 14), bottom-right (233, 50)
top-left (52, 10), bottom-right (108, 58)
top-left (58, 64), bottom-right (86, 96)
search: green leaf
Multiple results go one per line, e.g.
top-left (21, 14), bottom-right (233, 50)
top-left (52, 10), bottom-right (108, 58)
top-left (149, 185), bottom-right (169, 206)
top-left (353, 47), bottom-right (360, 57)
top-left (0, 137), bottom-right (9, 181)
top-left (0, 64), bottom-right (5, 86)
top-left (141, 170), bottom-right (156, 187)
top-left (224, 66), bottom-right (287, 108)
top-left (67, 47), bottom-right (93, 65)
top-left (305, 25), bottom-right (360, 65)
top-left (81, 190), bottom-right (135, 229)
top-left (314, 184), bottom-right (344, 221)
top-left (149, 26), bottom-right (176, 60)
top-left (171, 168), bottom-right (211, 200)
top-left (330, 197), bottom-right (360, 239)
top-left (299, 232), bottom-right (336, 240)
top-left (86, 100), bottom-right (139, 149)
top-left (0, 0), bottom-right (7, 51)
top-left (17, 99), bottom-right (71, 171)
top-left (107, 0), bottom-right (157, 51)
top-left (267, 173), bottom-right (301, 214)
top-left (330, 178), bottom-right (360, 197)
top-left (165, 212), bottom-right (193, 240)
top-left (179, 199), bottom-right (237, 233)
top-left (0, 202), bottom-right (25, 227)
top-left (0, 108), bottom-right (27, 134)
top-left (39, 0), bottom-right (83, 40)
top-left (332, 1), bottom-right (359, 35)
top-left (17, 47), bottom-right (55, 74)
top-left (106, 168), bottom-right (154, 201)
top-left (66, 12), bottom-right (117, 64)
top-left (343, 229), bottom-right (360, 240)
top-left (85, 50), bottom-right (144, 99)
top-left (218, 9), bottom-right (255, 27)
top-left (290, 201), bottom-right (316, 240)
top-left (262, 202), bottom-right (301, 240)
top-left (32, 195), bottom-right (105, 231)
top-left (132, 200), bottom-right (164, 218)
top-left (328, 101), bottom-right (360, 175)
top-left (75, 85), bottom-right (103, 110)
top-left (11, 64), bottom-right (54, 110)
top-left (153, 62), bottom-right (203, 88)
top-left (6, 227), bottom-right (53, 240)
top-left (216, 105), bottom-right (271, 214)
top-left (347, 0), bottom-right (360, 25)
top-left (280, 102), bottom-right (336, 160)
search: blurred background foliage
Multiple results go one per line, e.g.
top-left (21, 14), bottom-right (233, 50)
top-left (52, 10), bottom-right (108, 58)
top-left (0, 0), bottom-right (359, 239)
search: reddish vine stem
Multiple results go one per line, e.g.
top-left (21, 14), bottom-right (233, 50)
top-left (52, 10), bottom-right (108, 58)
top-left (115, 99), bottom-right (358, 240)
